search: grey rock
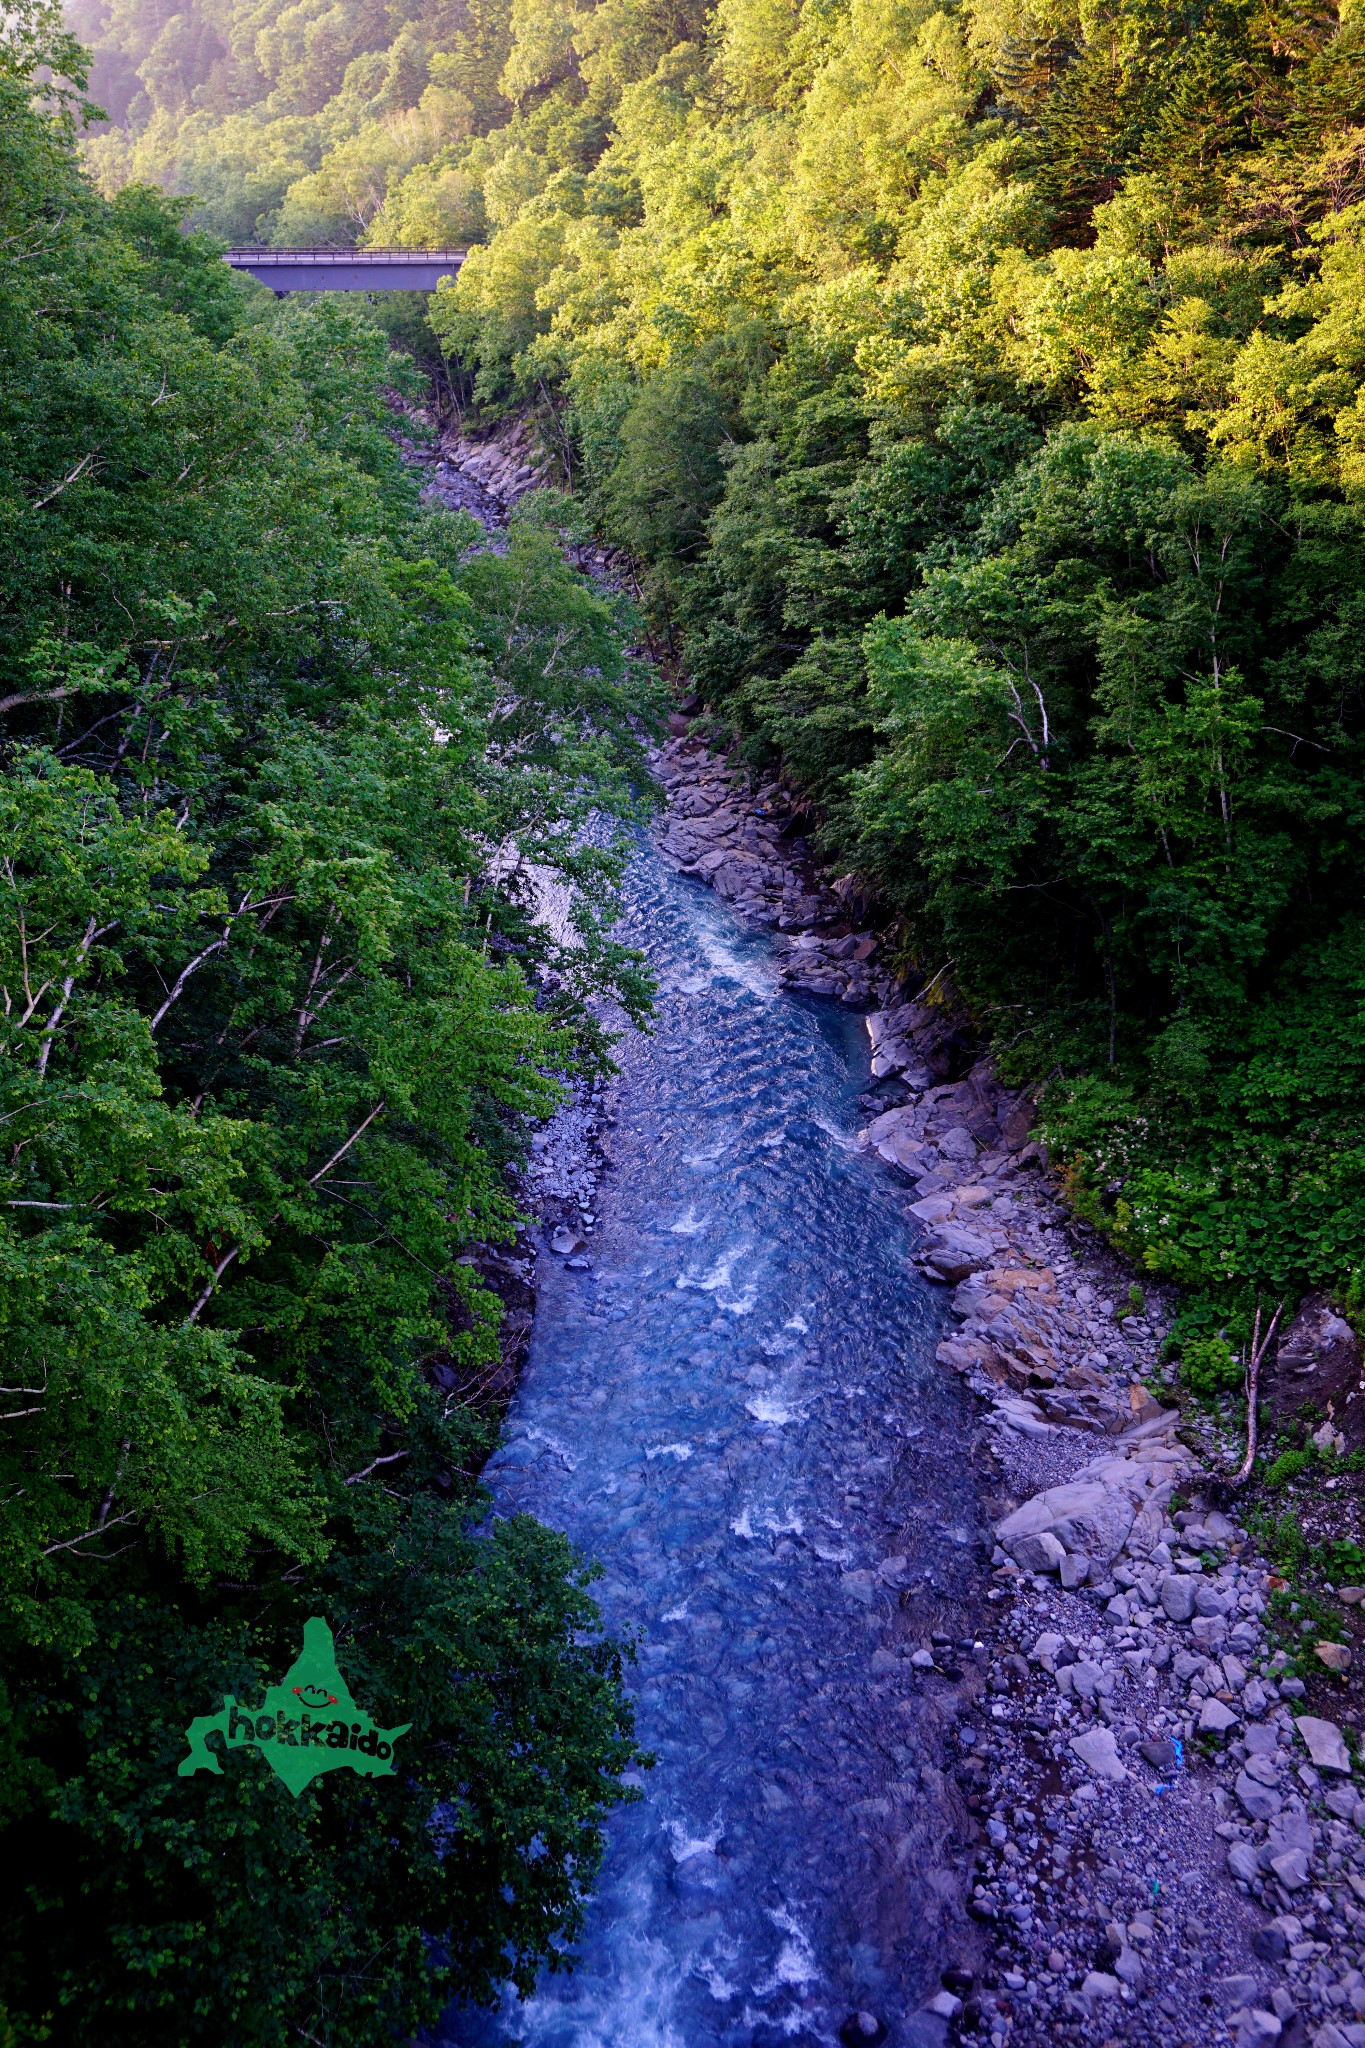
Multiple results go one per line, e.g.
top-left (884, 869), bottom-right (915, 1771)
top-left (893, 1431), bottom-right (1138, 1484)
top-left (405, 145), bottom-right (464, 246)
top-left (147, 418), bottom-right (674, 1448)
top-left (1115, 1947), bottom-right (1145, 1988)
top-left (1267, 1813), bottom-right (1315, 1862)
top-left (1235, 2014), bottom-right (1283, 2045)
top-left (839, 2014), bottom-right (889, 2045)
top-left (1070, 1727), bottom-right (1127, 1781)
top-left (1229, 1840), bottom-right (1263, 1882)
top-left (1193, 1614), bottom-right (1229, 1649)
top-left (1059, 1552), bottom-right (1090, 1589)
top-left (1200, 1696), bottom-right (1240, 1736)
top-left (917, 1226), bottom-right (995, 1283)
top-left (1221, 1976), bottom-right (1263, 2010)
top-left (995, 1458), bottom-right (1180, 1569)
top-left (1081, 1971), bottom-right (1122, 1999)
top-left (1298, 1715), bottom-right (1352, 1773)
top-left (1269, 1845), bottom-right (1311, 1890)
top-left (1236, 1769), bottom-right (1284, 1822)
top-left (1013, 1529), bottom-right (1068, 1574)
top-left (1161, 1573), bottom-right (1198, 1622)
top-left (1070, 1659), bottom-right (1113, 1701)
top-left (1196, 1584), bottom-right (1232, 1617)
top-left (1141, 1737), bottom-right (1179, 1773)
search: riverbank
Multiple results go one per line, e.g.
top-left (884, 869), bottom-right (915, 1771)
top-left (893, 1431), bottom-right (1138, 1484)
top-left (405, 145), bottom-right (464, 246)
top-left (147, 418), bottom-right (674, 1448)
top-left (417, 416), bottom-right (1365, 2048)
top-left (650, 727), bottom-right (1365, 2048)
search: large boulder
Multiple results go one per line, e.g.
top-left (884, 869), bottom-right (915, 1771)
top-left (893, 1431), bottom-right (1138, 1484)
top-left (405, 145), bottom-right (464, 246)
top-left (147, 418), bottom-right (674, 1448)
top-left (865, 997), bottom-right (969, 1081)
top-left (861, 1106), bottom-right (920, 1161)
top-left (914, 1224), bottom-right (997, 1284)
top-left (996, 1476), bottom-right (1141, 1565)
top-left (994, 1420), bottom-right (1192, 1566)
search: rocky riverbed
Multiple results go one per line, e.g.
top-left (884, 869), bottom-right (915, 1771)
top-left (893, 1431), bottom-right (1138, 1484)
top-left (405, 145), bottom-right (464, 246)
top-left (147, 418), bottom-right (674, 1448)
top-left (650, 724), bottom-right (1365, 2048)
top-left (415, 414), bottom-right (1365, 2048)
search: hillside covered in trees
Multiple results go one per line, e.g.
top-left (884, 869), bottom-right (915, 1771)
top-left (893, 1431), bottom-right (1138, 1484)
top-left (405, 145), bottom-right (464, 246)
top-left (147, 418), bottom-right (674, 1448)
top-left (0, 6), bottom-right (658, 2039)
top-left (77, 0), bottom-right (1365, 1337)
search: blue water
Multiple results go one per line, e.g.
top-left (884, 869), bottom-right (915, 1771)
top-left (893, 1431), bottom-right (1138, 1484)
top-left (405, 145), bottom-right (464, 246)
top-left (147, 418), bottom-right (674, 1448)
top-left (443, 845), bottom-right (980, 2047)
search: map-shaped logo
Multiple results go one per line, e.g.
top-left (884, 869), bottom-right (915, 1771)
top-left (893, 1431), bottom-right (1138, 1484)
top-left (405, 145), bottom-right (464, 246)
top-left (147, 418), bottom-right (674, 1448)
top-left (178, 1616), bottom-right (410, 1798)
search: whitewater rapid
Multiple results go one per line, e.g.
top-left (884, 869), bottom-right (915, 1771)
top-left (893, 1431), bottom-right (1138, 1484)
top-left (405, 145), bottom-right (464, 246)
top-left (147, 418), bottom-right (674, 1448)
top-left (441, 836), bottom-right (980, 2048)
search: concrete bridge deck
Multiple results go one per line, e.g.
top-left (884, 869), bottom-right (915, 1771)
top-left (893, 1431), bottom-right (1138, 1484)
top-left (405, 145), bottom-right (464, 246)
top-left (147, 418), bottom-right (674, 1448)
top-left (224, 247), bottom-right (466, 292)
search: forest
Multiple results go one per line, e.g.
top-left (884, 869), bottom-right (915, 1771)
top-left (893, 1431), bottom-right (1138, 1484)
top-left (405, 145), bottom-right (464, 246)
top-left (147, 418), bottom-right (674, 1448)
top-left (0, 6), bottom-right (658, 2038)
top-left (69, 0), bottom-right (1365, 1342)
top-left (11, 0), bottom-right (1365, 2026)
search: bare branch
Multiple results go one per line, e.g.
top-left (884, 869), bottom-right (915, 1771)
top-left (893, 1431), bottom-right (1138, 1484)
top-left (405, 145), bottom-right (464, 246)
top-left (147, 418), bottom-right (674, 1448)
top-left (42, 1507), bottom-right (140, 1556)
top-left (31, 452), bottom-right (94, 511)
top-left (1230, 1302), bottom-right (1286, 1486)
top-left (148, 934), bottom-right (230, 1034)
top-left (183, 1100), bottom-right (386, 1323)
top-left (308, 1100), bottom-right (387, 1188)
top-left (0, 1358), bottom-right (47, 1419)
top-left (96, 1440), bottom-right (130, 1527)
top-left (344, 1448), bottom-right (409, 1486)
top-left (185, 1243), bottom-right (243, 1324)
top-left (0, 685), bottom-right (76, 716)
top-left (36, 917), bottom-right (120, 1077)
top-left (1261, 726), bottom-right (1330, 753)
top-left (150, 893), bottom-right (295, 1036)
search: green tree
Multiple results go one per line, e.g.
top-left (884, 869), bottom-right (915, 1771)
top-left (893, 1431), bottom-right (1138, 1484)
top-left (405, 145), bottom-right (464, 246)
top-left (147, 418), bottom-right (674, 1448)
top-left (0, 11), bottom-right (655, 2039)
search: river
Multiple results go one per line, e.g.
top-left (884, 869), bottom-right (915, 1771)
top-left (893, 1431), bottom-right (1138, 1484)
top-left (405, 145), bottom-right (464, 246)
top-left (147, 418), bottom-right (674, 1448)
top-left (439, 828), bottom-right (981, 2047)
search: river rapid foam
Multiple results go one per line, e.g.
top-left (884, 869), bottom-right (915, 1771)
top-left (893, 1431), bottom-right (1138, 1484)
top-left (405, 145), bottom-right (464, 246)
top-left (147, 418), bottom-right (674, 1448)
top-left (439, 837), bottom-right (980, 2048)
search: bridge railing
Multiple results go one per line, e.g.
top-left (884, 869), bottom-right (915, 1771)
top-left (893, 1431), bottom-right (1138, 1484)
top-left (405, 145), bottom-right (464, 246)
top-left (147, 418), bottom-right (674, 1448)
top-left (224, 247), bottom-right (468, 261)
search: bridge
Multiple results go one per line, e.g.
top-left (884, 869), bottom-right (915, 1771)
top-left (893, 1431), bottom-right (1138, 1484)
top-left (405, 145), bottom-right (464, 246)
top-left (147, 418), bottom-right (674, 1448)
top-left (223, 247), bottom-right (466, 292)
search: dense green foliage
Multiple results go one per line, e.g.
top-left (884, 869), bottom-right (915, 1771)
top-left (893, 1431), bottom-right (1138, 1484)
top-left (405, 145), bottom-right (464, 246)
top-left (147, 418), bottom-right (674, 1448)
top-left (74, 0), bottom-right (1365, 1326)
top-left (0, 10), bottom-right (657, 2039)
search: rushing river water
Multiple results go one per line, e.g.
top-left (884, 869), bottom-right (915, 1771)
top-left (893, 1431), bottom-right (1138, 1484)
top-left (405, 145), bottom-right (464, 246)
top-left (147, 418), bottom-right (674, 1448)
top-left (441, 839), bottom-right (981, 2048)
